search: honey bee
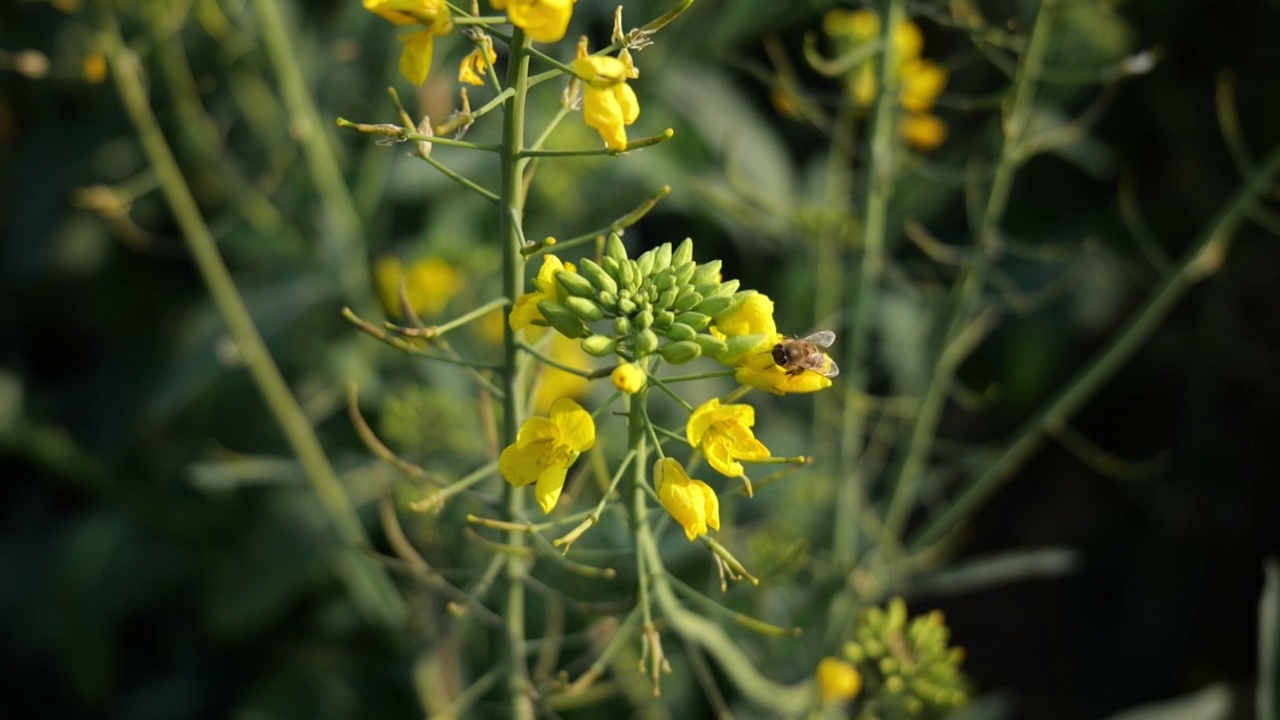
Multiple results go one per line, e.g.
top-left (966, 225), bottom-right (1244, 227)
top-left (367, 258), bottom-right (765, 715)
top-left (769, 331), bottom-right (839, 378)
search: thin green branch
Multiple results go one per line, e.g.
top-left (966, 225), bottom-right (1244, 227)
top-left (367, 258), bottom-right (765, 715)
top-left (519, 129), bottom-right (675, 157)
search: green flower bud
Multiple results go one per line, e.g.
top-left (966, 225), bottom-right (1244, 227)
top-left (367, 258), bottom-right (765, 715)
top-left (557, 271), bottom-right (597, 299)
top-left (691, 259), bottom-right (722, 285)
top-left (620, 259), bottom-right (638, 288)
top-left (673, 290), bottom-right (703, 312)
top-left (602, 256), bottom-right (625, 284)
top-left (633, 328), bottom-right (659, 355)
top-left (660, 340), bottom-right (702, 364)
top-left (537, 300), bottom-right (589, 338)
top-left (599, 291), bottom-right (617, 309)
top-left (710, 279), bottom-right (741, 297)
top-left (675, 312), bottom-right (710, 330)
top-left (673, 260), bottom-right (696, 286)
top-left (672, 238), bottom-right (693, 266)
top-left (653, 242), bottom-right (672, 271)
top-left (694, 295), bottom-right (735, 316)
top-left (655, 309), bottom-right (674, 328)
top-left (694, 334), bottom-right (727, 357)
top-left (564, 296), bottom-right (604, 322)
top-left (718, 333), bottom-right (768, 362)
top-left (605, 233), bottom-right (627, 262)
top-left (581, 335), bottom-right (617, 357)
top-left (612, 316), bottom-right (631, 336)
top-left (656, 288), bottom-right (677, 309)
top-left (636, 249), bottom-right (655, 279)
top-left (664, 323), bottom-right (696, 342)
top-left (693, 282), bottom-right (720, 297)
top-left (618, 297), bottom-right (637, 315)
top-left (635, 309), bottom-right (654, 330)
top-left (578, 258), bottom-right (618, 295)
top-left (655, 271), bottom-right (676, 291)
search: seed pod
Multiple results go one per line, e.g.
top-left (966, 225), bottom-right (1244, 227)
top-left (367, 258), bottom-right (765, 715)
top-left (672, 238), bottom-right (694, 266)
top-left (655, 309), bottom-right (675, 329)
top-left (664, 323), bottom-right (696, 342)
top-left (564, 296), bottom-right (604, 322)
top-left (694, 295), bottom-right (735, 316)
top-left (656, 288), bottom-right (677, 309)
top-left (635, 309), bottom-right (654, 330)
top-left (694, 334), bottom-right (728, 357)
top-left (605, 233), bottom-right (627, 262)
top-left (537, 300), bottom-right (589, 338)
top-left (719, 332), bottom-right (769, 362)
top-left (636, 249), bottom-right (655, 279)
top-left (672, 260), bottom-right (697, 286)
top-left (557, 271), bottom-right (597, 299)
top-left (673, 290), bottom-right (702, 312)
top-left (581, 335), bottom-right (617, 357)
top-left (578, 258), bottom-right (618, 295)
top-left (633, 328), bottom-right (660, 355)
top-left (660, 340), bottom-right (702, 364)
top-left (675, 311), bottom-right (710, 330)
top-left (618, 297), bottom-right (637, 315)
top-left (652, 243), bottom-right (672, 271)
top-left (612, 316), bottom-right (631, 336)
top-left (691, 259), bottom-right (722, 285)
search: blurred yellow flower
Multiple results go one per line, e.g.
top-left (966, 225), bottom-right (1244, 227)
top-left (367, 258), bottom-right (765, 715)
top-left (734, 334), bottom-right (834, 395)
top-left (816, 657), bottom-right (862, 705)
top-left (611, 362), bottom-right (646, 395)
top-left (653, 458), bottom-right (719, 541)
top-left (900, 59), bottom-right (948, 113)
top-left (509, 255), bottom-right (577, 331)
top-left (686, 398), bottom-right (770, 478)
top-left (83, 53), bottom-right (107, 84)
top-left (491, 0), bottom-right (575, 44)
top-left (823, 8), bottom-right (880, 41)
top-left (364, 0), bottom-right (453, 85)
top-left (573, 45), bottom-right (639, 151)
top-left (499, 397), bottom-right (595, 514)
top-left (532, 330), bottom-right (591, 414)
top-left (900, 112), bottom-right (947, 150)
top-left (458, 35), bottom-right (497, 86)
top-left (375, 256), bottom-right (465, 319)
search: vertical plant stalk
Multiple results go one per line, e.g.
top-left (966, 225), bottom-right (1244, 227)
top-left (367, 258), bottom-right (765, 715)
top-left (882, 0), bottom-right (1058, 541)
top-left (98, 13), bottom-right (404, 625)
top-left (832, 0), bottom-right (907, 573)
top-left (499, 28), bottom-right (534, 720)
top-left (912, 140), bottom-right (1280, 549)
top-left (250, 0), bottom-right (375, 314)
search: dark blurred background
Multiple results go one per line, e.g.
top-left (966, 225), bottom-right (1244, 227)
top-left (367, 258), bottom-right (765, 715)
top-left (3, 0), bottom-right (1279, 718)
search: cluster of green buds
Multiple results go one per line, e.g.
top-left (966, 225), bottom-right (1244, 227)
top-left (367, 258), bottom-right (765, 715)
top-left (843, 598), bottom-right (969, 718)
top-left (540, 235), bottom-right (763, 365)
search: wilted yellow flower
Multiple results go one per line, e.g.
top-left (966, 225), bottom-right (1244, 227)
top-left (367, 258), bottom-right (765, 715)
top-left (499, 397), bottom-right (595, 513)
top-left (816, 657), bottom-right (862, 705)
top-left (734, 335), bottom-right (835, 395)
top-left (611, 362), bottom-right (645, 395)
top-left (491, 0), bottom-right (575, 44)
top-left (83, 53), bottom-right (107, 84)
top-left (364, 0), bottom-right (453, 85)
top-left (375, 256), bottom-right (465, 318)
top-left (573, 44), bottom-right (639, 151)
top-left (686, 398), bottom-right (770, 478)
top-left (509, 255), bottom-right (577, 331)
top-left (458, 35), bottom-right (497, 86)
top-left (653, 458), bottom-right (719, 541)
top-left (532, 330), bottom-right (591, 414)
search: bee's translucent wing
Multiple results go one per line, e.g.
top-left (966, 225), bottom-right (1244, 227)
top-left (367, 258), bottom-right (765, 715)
top-left (803, 330), bottom-right (836, 348)
top-left (820, 356), bottom-right (840, 378)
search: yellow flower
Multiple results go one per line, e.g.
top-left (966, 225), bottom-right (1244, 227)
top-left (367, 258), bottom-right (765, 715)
top-left (83, 52), bottom-right (107, 84)
top-left (823, 9), bottom-right (880, 41)
top-left (499, 397), bottom-right (595, 514)
top-left (653, 458), bottom-right (719, 541)
top-left (734, 334), bottom-right (834, 395)
top-left (573, 46), bottom-right (640, 151)
top-left (458, 35), bottom-right (497, 86)
top-left (816, 657), bottom-right (862, 705)
top-left (611, 363), bottom-right (646, 395)
top-left (713, 293), bottom-right (777, 339)
top-left (509, 255), bottom-right (577, 331)
top-left (364, 0), bottom-right (453, 85)
top-left (900, 59), bottom-right (948, 113)
top-left (375, 256), bottom-right (465, 319)
top-left (686, 398), bottom-right (771, 478)
top-left (900, 113), bottom-right (947, 150)
top-left (490, 0), bottom-right (575, 44)
top-left (532, 330), bottom-right (591, 414)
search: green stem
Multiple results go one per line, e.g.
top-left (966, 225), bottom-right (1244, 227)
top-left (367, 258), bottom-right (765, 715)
top-left (99, 13), bottom-right (402, 625)
top-left (911, 140), bottom-right (1280, 549)
top-left (499, 27), bottom-right (535, 720)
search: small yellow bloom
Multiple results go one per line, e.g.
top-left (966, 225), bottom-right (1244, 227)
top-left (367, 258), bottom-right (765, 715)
top-left (458, 35), bottom-right (497, 86)
top-left (686, 398), bottom-right (770, 478)
top-left (816, 657), bottom-right (862, 705)
top-left (713, 293), bottom-right (777, 339)
top-left (375, 256), bottom-right (465, 319)
top-left (499, 397), bottom-right (595, 514)
top-left (900, 113), bottom-right (947, 150)
top-left (653, 458), bottom-right (720, 541)
top-left (509, 255), bottom-right (577, 331)
top-left (490, 0), bottom-right (575, 44)
top-left (734, 334), bottom-right (834, 395)
top-left (364, 0), bottom-right (453, 85)
top-left (899, 59), bottom-right (948, 113)
top-left (611, 363), bottom-right (646, 395)
top-left (83, 53), bottom-right (107, 84)
top-left (573, 46), bottom-right (640, 151)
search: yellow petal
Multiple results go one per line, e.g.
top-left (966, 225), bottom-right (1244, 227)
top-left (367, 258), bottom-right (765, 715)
top-left (366, 0), bottom-right (447, 26)
top-left (582, 87), bottom-right (628, 151)
top-left (686, 397), bottom-right (721, 445)
top-left (508, 291), bottom-right (544, 330)
top-left (506, 0), bottom-right (574, 44)
top-left (516, 416), bottom-right (560, 447)
top-left (713, 293), bottom-right (777, 338)
top-left (499, 441), bottom-right (546, 488)
top-left (900, 60), bottom-right (948, 113)
top-left (398, 30), bottom-right (435, 85)
top-left (704, 440), bottom-right (744, 478)
top-left (654, 458), bottom-right (717, 541)
top-left (615, 82), bottom-right (640, 126)
top-left (549, 397), bottom-right (595, 453)
top-left (534, 462), bottom-right (571, 514)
